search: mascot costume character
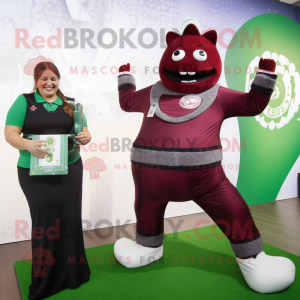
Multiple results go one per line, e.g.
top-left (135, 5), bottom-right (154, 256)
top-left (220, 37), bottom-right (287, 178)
top-left (114, 19), bottom-right (295, 294)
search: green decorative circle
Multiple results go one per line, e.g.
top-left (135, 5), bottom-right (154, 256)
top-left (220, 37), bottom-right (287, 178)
top-left (225, 14), bottom-right (300, 131)
top-left (45, 137), bottom-right (56, 146)
top-left (224, 13), bottom-right (300, 205)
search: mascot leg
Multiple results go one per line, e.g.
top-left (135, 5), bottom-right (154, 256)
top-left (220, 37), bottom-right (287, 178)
top-left (194, 177), bottom-right (295, 294)
top-left (114, 197), bottom-right (167, 269)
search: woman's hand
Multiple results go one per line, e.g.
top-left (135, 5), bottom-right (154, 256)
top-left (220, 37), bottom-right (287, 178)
top-left (27, 140), bottom-right (48, 159)
top-left (75, 131), bottom-right (91, 145)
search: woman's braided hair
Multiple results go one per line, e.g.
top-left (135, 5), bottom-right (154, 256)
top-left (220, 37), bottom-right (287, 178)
top-left (33, 61), bottom-right (74, 119)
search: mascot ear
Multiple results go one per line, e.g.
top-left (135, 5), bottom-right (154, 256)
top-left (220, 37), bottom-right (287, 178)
top-left (182, 24), bottom-right (201, 36)
top-left (202, 30), bottom-right (217, 45)
top-left (166, 31), bottom-right (180, 46)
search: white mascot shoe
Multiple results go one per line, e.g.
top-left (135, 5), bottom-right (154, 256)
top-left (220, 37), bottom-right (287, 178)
top-left (114, 238), bottom-right (163, 268)
top-left (238, 251), bottom-right (295, 293)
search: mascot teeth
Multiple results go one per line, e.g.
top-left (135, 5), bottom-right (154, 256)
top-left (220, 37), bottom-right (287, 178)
top-left (188, 72), bottom-right (196, 75)
top-left (181, 80), bottom-right (196, 83)
top-left (180, 71), bottom-right (187, 75)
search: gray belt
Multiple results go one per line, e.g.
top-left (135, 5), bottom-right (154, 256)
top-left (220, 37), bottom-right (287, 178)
top-left (131, 143), bottom-right (222, 170)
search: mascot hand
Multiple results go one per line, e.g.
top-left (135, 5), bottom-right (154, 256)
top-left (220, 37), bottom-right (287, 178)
top-left (119, 63), bottom-right (131, 75)
top-left (258, 58), bottom-right (276, 73)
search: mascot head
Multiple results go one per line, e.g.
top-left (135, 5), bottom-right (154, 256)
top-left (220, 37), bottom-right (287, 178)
top-left (159, 19), bottom-right (222, 94)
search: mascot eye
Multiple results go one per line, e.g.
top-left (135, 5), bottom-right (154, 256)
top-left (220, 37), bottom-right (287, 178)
top-left (172, 49), bottom-right (185, 61)
top-left (193, 49), bottom-right (207, 61)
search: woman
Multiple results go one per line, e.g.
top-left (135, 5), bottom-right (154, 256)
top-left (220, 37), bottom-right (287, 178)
top-left (5, 61), bottom-right (91, 300)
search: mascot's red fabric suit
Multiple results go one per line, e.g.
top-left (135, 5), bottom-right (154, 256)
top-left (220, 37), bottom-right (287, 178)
top-left (113, 21), bottom-right (295, 294)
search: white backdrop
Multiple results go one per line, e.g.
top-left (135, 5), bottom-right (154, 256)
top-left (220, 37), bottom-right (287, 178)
top-left (0, 0), bottom-right (298, 244)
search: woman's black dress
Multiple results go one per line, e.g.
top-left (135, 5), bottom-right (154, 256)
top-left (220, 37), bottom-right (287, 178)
top-left (18, 93), bottom-right (90, 300)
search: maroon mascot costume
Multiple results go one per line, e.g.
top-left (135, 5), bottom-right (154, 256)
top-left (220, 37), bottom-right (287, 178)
top-left (114, 19), bottom-right (295, 294)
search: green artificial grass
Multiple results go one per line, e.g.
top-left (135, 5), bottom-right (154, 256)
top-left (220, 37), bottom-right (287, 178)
top-left (15, 226), bottom-right (299, 299)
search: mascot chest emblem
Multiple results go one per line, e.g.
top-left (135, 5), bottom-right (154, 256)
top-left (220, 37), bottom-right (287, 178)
top-left (179, 95), bottom-right (202, 109)
top-left (150, 81), bottom-right (219, 124)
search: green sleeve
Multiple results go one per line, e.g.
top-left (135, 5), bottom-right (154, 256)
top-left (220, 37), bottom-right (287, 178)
top-left (5, 95), bottom-right (27, 127)
top-left (83, 113), bottom-right (87, 127)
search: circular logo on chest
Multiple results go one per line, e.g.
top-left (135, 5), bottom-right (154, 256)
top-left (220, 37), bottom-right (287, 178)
top-left (179, 95), bottom-right (202, 109)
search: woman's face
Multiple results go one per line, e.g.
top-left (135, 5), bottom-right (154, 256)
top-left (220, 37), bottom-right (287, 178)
top-left (35, 69), bottom-right (59, 99)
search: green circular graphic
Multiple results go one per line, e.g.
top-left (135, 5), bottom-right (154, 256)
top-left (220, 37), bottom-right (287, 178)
top-left (224, 14), bottom-right (300, 205)
top-left (45, 137), bottom-right (56, 146)
top-left (46, 153), bottom-right (53, 163)
top-left (225, 14), bottom-right (300, 131)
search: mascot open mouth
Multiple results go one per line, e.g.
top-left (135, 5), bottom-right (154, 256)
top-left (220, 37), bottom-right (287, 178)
top-left (164, 67), bottom-right (214, 83)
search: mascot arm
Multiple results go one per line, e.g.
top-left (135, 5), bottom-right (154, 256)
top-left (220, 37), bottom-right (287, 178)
top-left (219, 58), bottom-right (277, 119)
top-left (118, 63), bottom-right (146, 113)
